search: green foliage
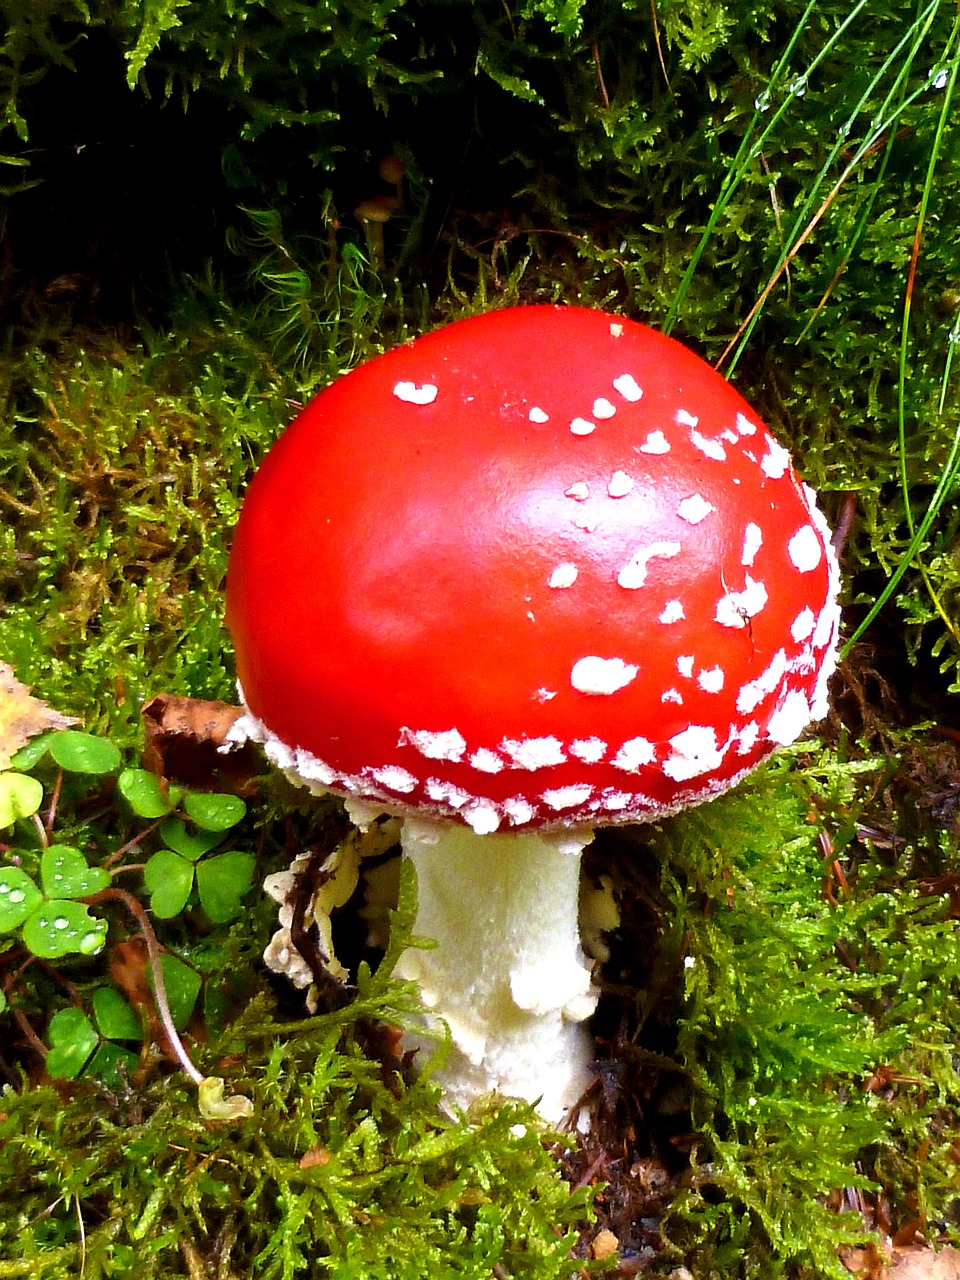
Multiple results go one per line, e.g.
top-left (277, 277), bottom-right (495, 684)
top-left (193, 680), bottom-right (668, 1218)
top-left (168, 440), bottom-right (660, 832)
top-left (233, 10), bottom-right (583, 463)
top-left (0, 842), bottom-right (109, 959)
top-left (0, 768), bottom-right (42, 826)
top-left (45, 988), bottom-right (142, 1085)
top-left (226, 203), bottom-right (428, 384)
top-left (0, 1002), bottom-right (593, 1279)
top-left (650, 748), bottom-right (960, 1275)
top-left (136, 788), bottom-right (253, 923)
top-left (0, 333), bottom-right (284, 736)
top-left (0, 729), bottom-right (255, 972)
top-left (0, 727), bottom-right (262, 1098)
top-left (1, 819), bottom-right (593, 1277)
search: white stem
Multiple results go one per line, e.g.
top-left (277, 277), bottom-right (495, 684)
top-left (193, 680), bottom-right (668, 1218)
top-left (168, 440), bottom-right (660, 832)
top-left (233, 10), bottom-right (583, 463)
top-left (394, 818), bottom-right (598, 1124)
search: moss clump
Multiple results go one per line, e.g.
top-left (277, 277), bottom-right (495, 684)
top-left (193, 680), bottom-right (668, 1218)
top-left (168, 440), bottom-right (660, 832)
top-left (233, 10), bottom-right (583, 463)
top-left (0, 1002), bottom-right (593, 1278)
top-left (648, 746), bottom-right (960, 1276)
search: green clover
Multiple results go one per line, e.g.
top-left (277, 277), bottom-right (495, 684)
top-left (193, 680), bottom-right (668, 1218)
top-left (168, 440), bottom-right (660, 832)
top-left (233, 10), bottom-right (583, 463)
top-left (0, 844), bottom-right (109, 959)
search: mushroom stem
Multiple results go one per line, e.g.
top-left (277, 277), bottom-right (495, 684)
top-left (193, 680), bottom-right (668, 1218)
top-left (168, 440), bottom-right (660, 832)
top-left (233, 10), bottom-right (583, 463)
top-left (394, 818), bottom-right (598, 1124)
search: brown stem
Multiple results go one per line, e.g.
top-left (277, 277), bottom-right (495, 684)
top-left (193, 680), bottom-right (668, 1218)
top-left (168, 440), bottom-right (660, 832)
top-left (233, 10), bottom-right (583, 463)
top-left (3, 958), bottom-right (47, 1058)
top-left (44, 767), bottom-right (63, 837)
top-left (105, 815), bottom-right (169, 868)
top-left (85, 886), bottom-right (204, 1085)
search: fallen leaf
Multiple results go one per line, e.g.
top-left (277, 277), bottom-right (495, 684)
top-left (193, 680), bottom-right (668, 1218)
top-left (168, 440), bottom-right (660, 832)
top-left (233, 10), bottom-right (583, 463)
top-left (846, 1247), bottom-right (960, 1280)
top-left (885, 1247), bottom-right (960, 1280)
top-left (0, 663), bottom-right (78, 769)
top-left (141, 693), bottom-right (258, 789)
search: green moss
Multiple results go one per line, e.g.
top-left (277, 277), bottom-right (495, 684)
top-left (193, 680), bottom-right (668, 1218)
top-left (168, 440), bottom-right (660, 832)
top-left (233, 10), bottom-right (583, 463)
top-left (0, 331), bottom-right (274, 737)
top-left (650, 747), bottom-right (960, 1275)
top-left (0, 999), bottom-right (593, 1278)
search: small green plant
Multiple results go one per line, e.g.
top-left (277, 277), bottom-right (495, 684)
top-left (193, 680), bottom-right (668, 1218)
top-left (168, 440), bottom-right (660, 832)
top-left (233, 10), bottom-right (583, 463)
top-left (0, 727), bottom-right (257, 1106)
top-left (119, 768), bottom-right (254, 922)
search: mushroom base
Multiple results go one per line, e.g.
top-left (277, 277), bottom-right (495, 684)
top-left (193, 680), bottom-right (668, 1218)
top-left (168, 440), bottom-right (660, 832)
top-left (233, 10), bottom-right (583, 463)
top-left (394, 817), bottom-right (598, 1124)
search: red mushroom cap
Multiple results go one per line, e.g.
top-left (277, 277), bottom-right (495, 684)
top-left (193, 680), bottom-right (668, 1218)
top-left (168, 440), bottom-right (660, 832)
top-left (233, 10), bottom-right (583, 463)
top-left (226, 306), bottom-right (840, 834)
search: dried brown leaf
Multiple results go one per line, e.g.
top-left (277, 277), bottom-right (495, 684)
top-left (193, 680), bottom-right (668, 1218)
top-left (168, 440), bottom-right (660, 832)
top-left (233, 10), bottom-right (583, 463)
top-left (885, 1247), bottom-right (960, 1280)
top-left (0, 662), bottom-right (78, 769)
top-left (141, 693), bottom-right (257, 790)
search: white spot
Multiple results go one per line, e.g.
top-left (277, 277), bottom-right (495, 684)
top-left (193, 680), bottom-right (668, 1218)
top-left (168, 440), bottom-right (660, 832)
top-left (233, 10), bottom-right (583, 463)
top-left (659, 599), bottom-right (685, 624)
top-left (534, 687), bottom-right (558, 702)
top-left (676, 408), bottom-right (699, 427)
top-left (528, 406), bottom-right (549, 423)
top-left (677, 655), bottom-right (695, 678)
top-left (663, 725), bottom-right (725, 781)
top-left (741, 522), bottom-right (763, 567)
top-left (598, 789), bottom-right (635, 812)
top-left (465, 802), bottom-right (501, 835)
top-left (812, 595), bottom-right (840, 651)
top-left (503, 797), bottom-right (537, 826)
top-left (697, 666), bottom-right (725, 693)
top-left (690, 429), bottom-right (726, 461)
top-left (761, 437), bottom-right (791, 478)
top-left (571, 655), bottom-right (639, 695)
top-left (613, 373), bottom-right (643, 402)
top-left (570, 417), bottom-right (596, 435)
top-left (570, 737), bottom-right (607, 763)
top-left (737, 648), bottom-right (788, 713)
top-left (542, 784), bottom-right (594, 811)
top-left (470, 748), bottom-right (504, 773)
top-left (565, 481), bottom-right (590, 501)
top-left (715, 575), bottom-right (768, 628)
top-left (735, 412), bottom-right (757, 436)
top-left (662, 688), bottom-right (683, 704)
top-left (638, 431), bottom-right (670, 454)
top-left (791, 607), bottom-right (816, 642)
top-left (499, 736), bottom-right (567, 769)
top-left (788, 525), bottom-right (823, 573)
top-left (393, 381), bottom-right (437, 405)
top-left (369, 765), bottom-right (418, 793)
top-left (549, 563), bottom-right (579, 589)
top-left (617, 540), bottom-right (682, 590)
top-left (608, 470), bottom-right (634, 498)
top-left (767, 689), bottom-right (812, 745)
top-left (399, 726), bottom-right (467, 761)
top-left (735, 721), bottom-right (761, 753)
top-left (610, 323), bottom-right (624, 337)
top-left (425, 779), bottom-right (471, 808)
top-left (612, 737), bottom-right (656, 771)
top-left (677, 494), bottom-right (715, 524)
top-left (593, 397), bottom-right (617, 419)
top-left (574, 514), bottom-right (599, 532)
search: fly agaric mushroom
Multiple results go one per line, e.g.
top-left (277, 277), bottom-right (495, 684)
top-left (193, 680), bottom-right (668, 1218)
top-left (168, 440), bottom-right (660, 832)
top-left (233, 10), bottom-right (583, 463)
top-left (225, 305), bottom-right (841, 1122)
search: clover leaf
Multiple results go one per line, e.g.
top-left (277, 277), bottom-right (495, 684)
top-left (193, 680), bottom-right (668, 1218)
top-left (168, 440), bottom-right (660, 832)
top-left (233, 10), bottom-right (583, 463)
top-left (45, 988), bottom-right (141, 1086)
top-left (0, 771), bottom-right (44, 828)
top-left (0, 845), bottom-right (109, 959)
top-left (0, 866), bottom-right (43, 930)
